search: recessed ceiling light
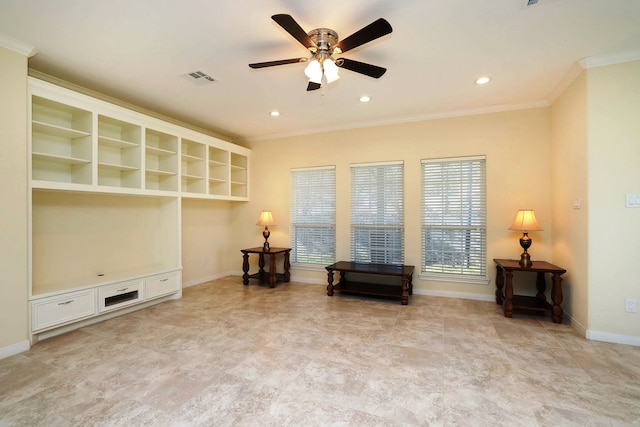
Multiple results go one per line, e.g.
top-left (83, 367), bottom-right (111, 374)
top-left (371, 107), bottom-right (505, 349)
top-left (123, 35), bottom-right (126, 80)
top-left (270, 111), bottom-right (280, 117)
top-left (475, 76), bottom-right (491, 85)
top-left (360, 95), bottom-right (371, 103)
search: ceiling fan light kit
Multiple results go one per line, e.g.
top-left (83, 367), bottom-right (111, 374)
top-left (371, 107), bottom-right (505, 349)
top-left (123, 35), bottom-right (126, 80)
top-left (249, 14), bottom-right (392, 91)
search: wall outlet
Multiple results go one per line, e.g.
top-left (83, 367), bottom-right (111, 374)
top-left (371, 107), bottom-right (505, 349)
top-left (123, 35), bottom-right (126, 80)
top-left (625, 298), bottom-right (637, 313)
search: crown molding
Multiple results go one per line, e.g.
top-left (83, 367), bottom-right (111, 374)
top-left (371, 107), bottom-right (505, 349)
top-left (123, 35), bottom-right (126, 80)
top-left (0, 33), bottom-right (38, 57)
top-left (547, 49), bottom-right (640, 104)
top-left (580, 49), bottom-right (640, 69)
top-left (242, 101), bottom-right (549, 143)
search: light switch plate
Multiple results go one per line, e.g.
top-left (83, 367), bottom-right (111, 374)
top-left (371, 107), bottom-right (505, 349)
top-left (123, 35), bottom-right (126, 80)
top-left (572, 198), bottom-right (581, 209)
top-left (626, 195), bottom-right (640, 208)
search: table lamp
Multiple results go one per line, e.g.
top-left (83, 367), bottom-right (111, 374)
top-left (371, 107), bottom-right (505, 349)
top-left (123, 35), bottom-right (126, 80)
top-left (256, 210), bottom-right (275, 251)
top-left (509, 209), bottom-right (543, 268)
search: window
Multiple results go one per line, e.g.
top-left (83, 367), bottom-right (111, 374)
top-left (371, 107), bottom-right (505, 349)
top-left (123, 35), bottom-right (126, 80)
top-left (351, 161), bottom-right (404, 264)
top-left (290, 166), bottom-right (336, 265)
top-left (421, 156), bottom-right (487, 282)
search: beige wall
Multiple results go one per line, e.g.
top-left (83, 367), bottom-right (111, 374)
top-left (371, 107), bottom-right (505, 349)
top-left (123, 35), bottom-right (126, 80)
top-left (181, 198), bottom-right (234, 286)
top-left (235, 108), bottom-right (553, 299)
top-left (587, 61), bottom-right (640, 337)
top-left (550, 72), bottom-right (589, 331)
top-left (0, 47), bottom-right (29, 351)
top-left (32, 192), bottom-right (180, 294)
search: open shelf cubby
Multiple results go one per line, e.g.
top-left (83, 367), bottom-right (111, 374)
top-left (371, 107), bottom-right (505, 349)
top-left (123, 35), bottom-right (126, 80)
top-left (97, 116), bottom-right (142, 189)
top-left (230, 152), bottom-right (248, 198)
top-left (145, 128), bottom-right (179, 192)
top-left (31, 96), bottom-right (93, 185)
top-left (181, 139), bottom-right (206, 194)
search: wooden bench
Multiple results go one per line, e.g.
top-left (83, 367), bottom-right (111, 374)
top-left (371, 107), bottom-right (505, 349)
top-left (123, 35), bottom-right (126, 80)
top-left (325, 261), bottom-right (415, 305)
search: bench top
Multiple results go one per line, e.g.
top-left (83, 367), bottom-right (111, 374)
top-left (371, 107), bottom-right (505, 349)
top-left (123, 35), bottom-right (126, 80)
top-left (326, 261), bottom-right (414, 277)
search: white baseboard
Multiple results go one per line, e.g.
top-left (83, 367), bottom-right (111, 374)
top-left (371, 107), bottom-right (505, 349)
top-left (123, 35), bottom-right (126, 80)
top-left (586, 330), bottom-right (640, 347)
top-left (182, 272), bottom-right (234, 288)
top-left (413, 288), bottom-right (495, 302)
top-left (566, 313), bottom-right (586, 337)
top-left (192, 271), bottom-right (325, 286)
top-left (287, 276), bottom-right (326, 285)
top-left (0, 340), bottom-right (30, 360)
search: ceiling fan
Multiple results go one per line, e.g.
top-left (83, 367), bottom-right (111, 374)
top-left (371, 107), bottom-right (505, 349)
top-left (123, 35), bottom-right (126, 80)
top-left (249, 14), bottom-right (392, 91)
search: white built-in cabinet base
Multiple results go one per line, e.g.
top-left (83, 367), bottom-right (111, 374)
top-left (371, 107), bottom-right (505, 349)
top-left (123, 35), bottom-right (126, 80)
top-left (30, 269), bottom-right (181, 341)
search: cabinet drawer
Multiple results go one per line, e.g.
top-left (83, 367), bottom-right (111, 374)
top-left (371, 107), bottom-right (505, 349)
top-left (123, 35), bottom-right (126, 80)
top-left (32, 290), bottom-right (96, 332)
top-left (145, 271), bottom-right (181, 299)
top-left (98, 279), bottom-right (144, 313)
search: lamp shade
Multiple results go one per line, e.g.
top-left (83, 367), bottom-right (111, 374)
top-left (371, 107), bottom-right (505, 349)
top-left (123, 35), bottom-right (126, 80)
top-left (509, 209), bottom-right (542, 232)
top-left (323, 59), bottom-right (340, 83)
top-left (256, 210), bottom-right (275, 227)
top-left (304, 60), bottom-right (323, 84)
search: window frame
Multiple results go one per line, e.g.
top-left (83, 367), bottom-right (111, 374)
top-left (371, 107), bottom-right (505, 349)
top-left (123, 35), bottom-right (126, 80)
top-left (420, 155), bottom-right (489, 284)
top-left (290, 165), bottom-right (336, 270)
top-left (350, 161), bottom-right (404, 265)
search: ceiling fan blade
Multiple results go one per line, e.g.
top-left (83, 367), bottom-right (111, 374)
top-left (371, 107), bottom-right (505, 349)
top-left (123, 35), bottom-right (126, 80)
top-left (336, 58), bottom-right (387, 78)
top-left (307, 81), bottom-right (322, 91)
top-left (272, 14), bottom-right (316, 51)
top-left (335, 18), bottom-right (392, 54)
top-left (249, 58), bottom-right (307, 69)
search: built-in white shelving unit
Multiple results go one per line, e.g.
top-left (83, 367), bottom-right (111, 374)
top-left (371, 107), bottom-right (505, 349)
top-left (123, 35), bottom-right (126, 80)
top-left (29, 78), bottom-right (250, 199)
top-left (27, 77), bottom-right (251, 341)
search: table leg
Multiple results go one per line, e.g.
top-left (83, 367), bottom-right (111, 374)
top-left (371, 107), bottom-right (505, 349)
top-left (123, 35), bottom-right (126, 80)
top-left (242, 252), bottom-right (250, 285)
top-left (401, 276), bottom-right (409, 305)
top-left (327, 270), bottom-right (334, 296)
top-left (504, 270), bottom-right (514, 318)
top-left (338, 271), bottom-right (346, 288)
top-left (495, 266), bottom-right (505, 304)
top-left (536, 272), bottom-right (547, 303)
top-left (258, 253), bottom-right (265, 283)
top-left (283, 251), bottom-right (291, 282)
top-left (551, 273), bottom-right (564, 323)
top-left (268, 253), bottom-right (276, 288)
top-left (408, 274), bottom-right (413, 295)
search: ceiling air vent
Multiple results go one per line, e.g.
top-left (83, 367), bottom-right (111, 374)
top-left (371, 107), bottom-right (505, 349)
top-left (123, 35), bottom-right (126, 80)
top-left (185, 70), bottom-right (216, 84)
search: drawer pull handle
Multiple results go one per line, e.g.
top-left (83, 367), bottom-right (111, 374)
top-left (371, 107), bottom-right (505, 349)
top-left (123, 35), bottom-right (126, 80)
top-left (160, 278), bottom-right (168, 282)
top-left (58, 300), bottom-right (74, 305)
top-left (116, 288), bottom-right (129, 292)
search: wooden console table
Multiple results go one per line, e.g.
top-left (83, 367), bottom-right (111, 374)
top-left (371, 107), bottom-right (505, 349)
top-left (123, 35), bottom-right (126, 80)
top-left (494, 258), bottom-right (566, 323)
top-left (241, 247), bottom-right (291, 288)
top-left (325, 261), bottom-right (415, 305)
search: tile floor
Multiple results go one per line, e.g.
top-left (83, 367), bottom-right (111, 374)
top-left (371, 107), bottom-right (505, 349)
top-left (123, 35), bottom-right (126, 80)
top-left (1, 276), bottom-right (640, 426)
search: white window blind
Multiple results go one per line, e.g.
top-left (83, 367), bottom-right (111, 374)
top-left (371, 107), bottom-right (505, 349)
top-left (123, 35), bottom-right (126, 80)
top-left (291, 166), bottom-right (336, 265)
top-left (421, 156), bottom-right (486, 278)
top-left (350, 162), bottom-right (404, 264)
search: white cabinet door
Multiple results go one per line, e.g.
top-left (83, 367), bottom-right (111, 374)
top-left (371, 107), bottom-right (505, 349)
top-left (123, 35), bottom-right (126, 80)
top-left (32, 290), bottom-right (96, 332)
top-left (145, 271), bottom-right (181, 300)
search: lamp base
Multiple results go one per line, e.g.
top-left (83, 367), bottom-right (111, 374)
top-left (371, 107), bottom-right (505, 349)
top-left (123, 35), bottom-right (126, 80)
top-left (518, 232), bottom-right (533, 268)
top-left (262, 227), bottom-right (271, 252)
top-left (519, 251), bottom-right (532, 268)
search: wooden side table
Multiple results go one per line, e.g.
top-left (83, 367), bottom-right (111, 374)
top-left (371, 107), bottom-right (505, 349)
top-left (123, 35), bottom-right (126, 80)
top-left (494, 258), bottom-right (566, 323)
top-left (325, 261), bottom-right (415, 305)
top-left (241, 247), bottom-right (291, 288)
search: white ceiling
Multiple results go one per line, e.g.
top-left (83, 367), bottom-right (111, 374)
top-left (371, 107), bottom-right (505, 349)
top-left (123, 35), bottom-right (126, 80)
top-left (1, 0), bottom-right (640, 142)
